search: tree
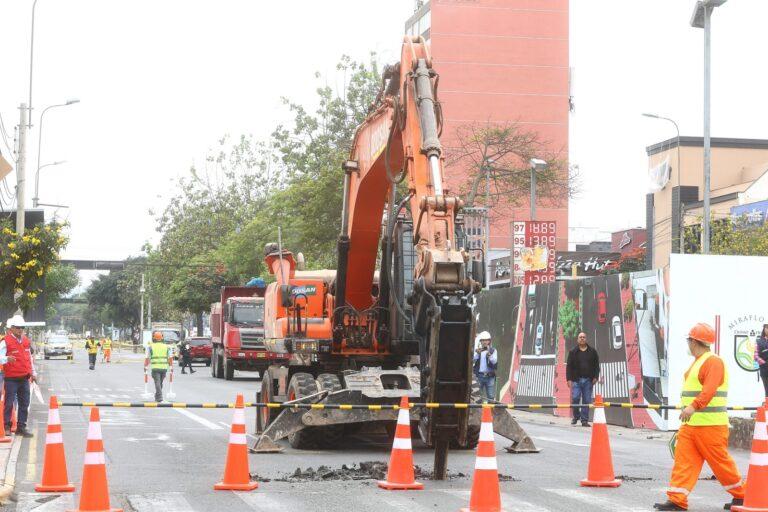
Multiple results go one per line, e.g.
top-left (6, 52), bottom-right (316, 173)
top-left (602, 248), bottom-right (647, 275)
top-left (558, 299), bottom-right (581, 346)
top-left (445, 121), bottom-right (579, 210)
top-left (167, 258), bottom-right (227, 335)
top-left (43, 263), bottom-right (80, 318)
top-left (684, 215), bottom-right (768, 256)
top-left (623, 298), bottom-right (635, 322)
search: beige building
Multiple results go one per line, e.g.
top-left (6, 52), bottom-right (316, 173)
top-left (646, 137), bottom-right (768, 269)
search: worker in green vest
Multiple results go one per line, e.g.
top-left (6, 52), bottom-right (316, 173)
top-left (147, 331), bottom-right (170, 402)
top-left (85, 336), bottom-right (100, 370)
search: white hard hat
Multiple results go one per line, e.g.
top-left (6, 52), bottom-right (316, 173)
top-left (7, 315), bottom-right (26, 328)
top-left (476, 331), bottom-right (491, 341)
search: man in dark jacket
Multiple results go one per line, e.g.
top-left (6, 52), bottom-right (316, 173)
top-left (566, 332), bottom-right (600, 426)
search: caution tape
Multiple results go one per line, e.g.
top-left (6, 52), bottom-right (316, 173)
top-left (56, 401), bottom-right (762, 411)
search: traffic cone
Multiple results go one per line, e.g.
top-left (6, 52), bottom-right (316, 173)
top-left (378, 396), bottom-right (422, 490)
top-left (460, 406), bottom-right (505, 512)
top-left (580, 394), bottom-right (621, 487)
top-left (214, 394), bottom-right (258, 491)
top-left (733, 406), bottom-right (768, 512)
top-left (35, 396), bottom-right (75, 492)
top-left (67, 407), bottom-right (122, 512)
top-left (0, 399), bottom-right (11, 444)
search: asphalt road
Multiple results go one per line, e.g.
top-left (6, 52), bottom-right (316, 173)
top-left (7, 350), bottom-right (751, 511)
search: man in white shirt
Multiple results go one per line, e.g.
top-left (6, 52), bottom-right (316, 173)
top-left (473, 331), bottom-right (498, 401)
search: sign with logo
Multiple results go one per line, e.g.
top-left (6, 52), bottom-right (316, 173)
top-left (730, 199), bottom-right (768, 227)
top-left (291, 285), bottom-right (317, 297)
top-left (554, 251), bottom-right (620, 277)
top-left (618, 231), bottom-right (632, 249)
top-left (728, 315), bottom-right (764, 372)
top-left (512, 221), bottom-right (556, 286)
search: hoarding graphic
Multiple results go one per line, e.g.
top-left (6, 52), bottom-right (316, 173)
top-left (512, 221), bottom-right (557, 286)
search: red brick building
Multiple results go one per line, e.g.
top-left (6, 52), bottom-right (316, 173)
top-left (610, 228), bottom-right (647, 256)
top-left (405, 0), bottom-right (570, 250)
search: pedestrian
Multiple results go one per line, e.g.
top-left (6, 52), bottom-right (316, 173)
top-left (147, 331), bottom-right (169, 402)
top-left (473, 331), bottom-right (497, 401)
top-left (755, 324), bottom-right (768, 398)
top-left (654, 323), bottom-right (745, 511)
top-left (178, 340), bottom-right (195, 375)
top-left (85, 336), bottom-right (100, 370)
top-left (101, 337), bottom-right (112, 364)
top-left (2, 315), bottom-right (36, 438)
top-left (566, 332), bottom-right (600, 427)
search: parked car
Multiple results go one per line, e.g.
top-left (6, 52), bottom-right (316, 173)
top-left (187, 336), bottom-right (213, 366)
top-left (611, 316), bottom-right (623, 349)
top-left (535, 322), bottom-right (544, 355)
top-left (44, 335), bottom-right (73, 359)
top-left (597, 292), bottom-right (607, 324)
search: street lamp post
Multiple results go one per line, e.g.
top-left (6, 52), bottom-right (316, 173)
top-left (642, 113), bottom-right (681, 188)
top-left (691, 0), bottom-right (727, 254)
top-left (34, 99), bottom-right (79, 207)
top-left (529, 158), bottom-right (547, 221)
top-left (482, 158), bottom-right (494, 288)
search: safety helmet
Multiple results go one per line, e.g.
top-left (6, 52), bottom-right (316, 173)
top-left (687, 322), bottom-right (716, 345)
top-left (152, 331), bottom-right (164, 341)
top-left (476, 331), bottom-right (491, 341)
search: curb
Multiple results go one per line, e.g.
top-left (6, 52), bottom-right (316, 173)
top-left (0, 436), bottom-right (23, 504)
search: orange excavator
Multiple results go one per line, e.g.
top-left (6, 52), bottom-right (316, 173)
top-left (253, 36), bottom-right (537, 478)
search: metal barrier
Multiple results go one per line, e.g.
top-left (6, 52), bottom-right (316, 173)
top-left (56, 401), bottom-right (762, 411)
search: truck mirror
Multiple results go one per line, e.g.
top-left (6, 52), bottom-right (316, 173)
top-left (280, 285), bottom-right (293, 307)
top-left (472, 258), bottom-right (486, 289)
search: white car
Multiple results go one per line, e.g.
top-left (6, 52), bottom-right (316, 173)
top-left (535, 322), bottom-right (544, 355)
top-left (611, 316), bottom-right (623, 349)
top-left (44, 335), bottom-right (73, 359)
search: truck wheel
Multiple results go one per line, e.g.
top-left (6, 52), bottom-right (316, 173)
top-left (214, 349), bottom-right (224, 379)
top-left (224, 354), bottom-right (235, 381)
top-left (257, 369), bottom-right (277, 433)
top-left (316, 374), bottom-right (344, 448)
top-left (287, 372), bottom-right (320, 449)
top-left (210, 351), bottom-right (217, 377)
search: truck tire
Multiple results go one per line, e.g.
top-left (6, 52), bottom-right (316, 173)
top-left (210, 349), bottom-right (217, 377)
top-left (214, 349), bottom-right (224, 379)
top-left (257, 369), bottom-right (277, 433)
top-left (316, 374), bottom-right (344, 448)
top-left (223, 353), bottom-right (235, 381)
top-left (287, 372), bottom-right (321, 449)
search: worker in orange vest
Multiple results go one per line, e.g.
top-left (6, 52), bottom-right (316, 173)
top-left (654, 323), bottom-right (745, 511)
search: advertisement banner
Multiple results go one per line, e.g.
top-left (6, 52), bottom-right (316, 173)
top-left (512, 221), bottom-right (556, 286)
top-left (668, 253), bottom-right (768, 430)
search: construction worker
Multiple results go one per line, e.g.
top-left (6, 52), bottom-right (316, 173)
top-left (178, 340), bottom-right (195, 374)
top-left (101, 337), bottom-right (112, 363)
top-left (2, 315), bottom-right (36, 437)
top-left (147, 331), bottom-right (169, 402)
top-left (654, 323), bottom-right (745, 511)
top-left (85, 336), bottom-right (100, 370)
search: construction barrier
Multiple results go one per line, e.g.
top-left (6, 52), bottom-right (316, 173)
top-left (55, 401), bottom-right (764, 411)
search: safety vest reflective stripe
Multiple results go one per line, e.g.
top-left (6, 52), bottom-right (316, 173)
top-left (680, 351), bottom-right (729, 427)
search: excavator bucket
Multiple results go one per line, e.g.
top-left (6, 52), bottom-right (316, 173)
top-left (466, 406), bottom-right (540, 453)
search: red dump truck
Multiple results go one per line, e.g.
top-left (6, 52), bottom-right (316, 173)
top-left (210, 285), bottom-right (289, 380)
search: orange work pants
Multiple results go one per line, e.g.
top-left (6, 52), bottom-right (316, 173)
top-left (667, 424), bottom-right (744, 510)
top-left (103, 349), bottom-right (111, 363)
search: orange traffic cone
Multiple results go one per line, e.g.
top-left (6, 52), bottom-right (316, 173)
top-left (460, 406), bottom-right (505, 512)
top-left (35, 396), bottom-right (75, 492)
top-left (214, 394), bottom-right (258, 491)
top-left (378, 396), bottom-right (423, 490)
top-left (580, 394), bottom-right (621, 487)
top-left (0, 400), bottom-right (11, 443)
top-left (67, 407), bottom-right (122, 512)
top-left (733, 406), bottom-right (768, 512)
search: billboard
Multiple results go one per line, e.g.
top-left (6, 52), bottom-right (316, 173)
top-left (512, 221), bottom-right (556, 286)
top-left (730, 199), bottom-right (768, 226)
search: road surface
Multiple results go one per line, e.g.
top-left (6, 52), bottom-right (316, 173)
top-left (8, 351), bottom-right (750, 511)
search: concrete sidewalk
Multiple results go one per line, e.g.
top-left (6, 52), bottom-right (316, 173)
top-left (0, 436), bottom-right (22, 504)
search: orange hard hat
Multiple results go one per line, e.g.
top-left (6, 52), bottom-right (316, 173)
top-left (152, 331), bottom-right (163, 341)
top-left (687, 323), bottom-right (716, 344)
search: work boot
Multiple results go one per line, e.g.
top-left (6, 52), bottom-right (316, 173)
top-left (181, 371), bottom-right (187, 374)
top-left (654, 501), bottom-right (686, 511)
top-left (581, 421), bottom-right (590, 427)
top-left (190, 369), bottom-right (196, 374)
top-left (571, 418), bottom-right (578, 425)
top-left (15, 427), bottom-right (33, 438)
top-left (4, 424), bottom-right (10, 433)
top-left (724, 498), bottom-right (744, 510)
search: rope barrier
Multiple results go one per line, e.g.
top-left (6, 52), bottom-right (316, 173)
top-left (56, 401), bottom-right (762, 411)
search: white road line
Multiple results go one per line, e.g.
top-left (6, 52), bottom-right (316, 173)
top-left (127, 492), bottom-right (194, 511)
top-left (173, 408), bottom-right (223, 430)
top-left (533, 435), bottom-right (589, 447)
top-left (15, 492), bottom-right (75, 511)
top-left (544, 487), bottom-right (648, 512)
top-left (236, 491), bottom-right (293, 511)
top-left (440, 489), bottom-right (538, 511)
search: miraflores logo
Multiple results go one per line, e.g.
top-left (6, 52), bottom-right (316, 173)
top-left (728, 313), bottom-right (765, 372)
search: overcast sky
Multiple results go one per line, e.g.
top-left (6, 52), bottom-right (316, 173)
top-left (2, 0), bottom-right (767, 267)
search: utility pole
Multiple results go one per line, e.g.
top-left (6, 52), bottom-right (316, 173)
top-left (484, 160), bottom-right (491, 289)
top-left (140, 273), bottom-right (145, 343)
top-left (16, 103), bottom-right (28, 235)
top-left (701, 4), bottom-right (712, 254)
top-left (147, 275), bottom-right (152, 327)
top-left (530, 167), bottom-right (537, 221)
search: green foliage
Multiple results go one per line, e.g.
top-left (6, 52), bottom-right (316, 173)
top-left (623, 298), bottom-right (635, 322)
top-left (558, 299), bottom-right (581, 345)
top-left (0, 220), bottom-right (69, 311)
top-left (685, 216), bottom-right (768, 256)
top-left (602, 248), bottom-right (646, 275)
top-left (44, 264), bottom-right (80, 318)
top-left (620, 273), bottom-right (630, 290)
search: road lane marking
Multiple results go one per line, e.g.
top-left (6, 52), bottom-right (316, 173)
top-left (25, 425), bottom-right (38, 481)
top-left (236, 491), bottom-right (292, 511)
top-left (173, 408), bottom-right (223, 430)
top-left (544, 487), bottom-right (649, 512)
top-left (15, 492), bottom-right (75, 511)
top-left (127, 492), bottom-right (194, 511)
top-left (440, 489), bottom-right (538, 511)
top-left (532, 435), bottom-right (589, 447)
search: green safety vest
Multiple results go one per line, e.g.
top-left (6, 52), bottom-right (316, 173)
top-left (149, 342), bottom-right (169, 370)
top-left (86, 339), bottom-right (99, 354)
top-left (680, 351), bottom-right (729, 426)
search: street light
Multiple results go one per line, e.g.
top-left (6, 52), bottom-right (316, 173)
top-left (529, 158), bottom-right (547, 221)
top-left (28, 0), bottom-right (40, 127)
top-left (690, 0), bottom-right (727, 254)
top-left (32, 160), bottom-right (65, 207)
top-left (34, 99), bottom-right (79, 207)
top-left (642, 113), bottom-right (681, 188)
